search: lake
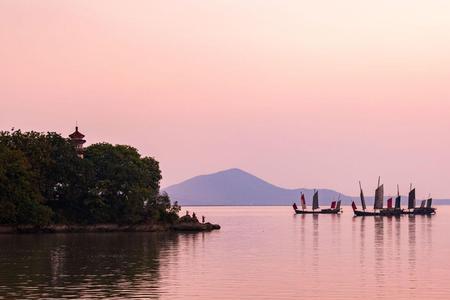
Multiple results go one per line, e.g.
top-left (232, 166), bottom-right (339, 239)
top-left (1, 206), bottom-right (450, 299)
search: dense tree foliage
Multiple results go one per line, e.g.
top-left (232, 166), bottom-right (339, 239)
top-left (0, 130), bottom-right (179, 226)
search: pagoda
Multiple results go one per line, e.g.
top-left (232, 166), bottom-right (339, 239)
top-left (69, 126), bottom-right (86, 158)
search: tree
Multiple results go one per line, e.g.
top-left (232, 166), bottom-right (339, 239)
top-left (0, 130), bottom-right (83, 203)
top-left (146, 192), bottom-right (181, 223)
top-left (83, 143), bottom-right (163, 224)
top-left (0, 130), bottom-right (178, 226)
top-left (0, 144), bottom-right (53, 225)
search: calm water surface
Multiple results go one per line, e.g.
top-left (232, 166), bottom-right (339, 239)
top-left (1, 206), bottom-right (450, 299)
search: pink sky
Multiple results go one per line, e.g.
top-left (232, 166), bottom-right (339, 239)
top-left (1, 0), bottom-right (450, 197)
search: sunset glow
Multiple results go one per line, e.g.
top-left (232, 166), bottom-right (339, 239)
top-left (1, 0), bottom-right (449, 197)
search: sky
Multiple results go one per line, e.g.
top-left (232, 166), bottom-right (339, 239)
top-left (1, 0), bottom-right (450, 197)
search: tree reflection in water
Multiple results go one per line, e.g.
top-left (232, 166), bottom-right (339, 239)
top-left (0, 232), bottom-right (180, 299)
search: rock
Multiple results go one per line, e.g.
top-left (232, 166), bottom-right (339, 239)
top-left (173, 214), bottom-right (220, 231)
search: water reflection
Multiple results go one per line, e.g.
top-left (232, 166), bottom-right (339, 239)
top-left (359, 216), bottom-right (366, 273)
top-left (407, 215), bottom-right (417, 293)
top-left (394, 217), bottom-right (402, 271)
top-left (0, 233), bottom-right (180, 299)
top-left (374, 217), bottom-right (385, 296)
top-left (0, 207), bottom-right (448, 300)
top-left (312, 214), bottom-right (319, 270)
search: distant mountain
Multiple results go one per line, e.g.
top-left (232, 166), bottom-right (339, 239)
top-left (163, 168), bottom-right (352, 206)
top-left (164, 168), bottom-right (450, 206)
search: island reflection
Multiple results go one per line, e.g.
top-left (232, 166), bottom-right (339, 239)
top-left (0, 232), bottom-right (181, 299)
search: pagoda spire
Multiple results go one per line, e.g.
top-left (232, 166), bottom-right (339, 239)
top-left (69, 126), bottom-right (86, 158)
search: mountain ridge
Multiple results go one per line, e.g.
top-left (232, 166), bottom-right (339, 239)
top-left (163, 168), bottom-right (352, 206)
top-left (163, 168), bottom-right (450, 206)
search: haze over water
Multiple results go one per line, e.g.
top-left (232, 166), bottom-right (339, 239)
top-left (1, 206), bottom-right (450, 299)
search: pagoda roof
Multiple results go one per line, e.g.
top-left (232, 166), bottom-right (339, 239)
top-left (69, 127), bottom-right (85, 139)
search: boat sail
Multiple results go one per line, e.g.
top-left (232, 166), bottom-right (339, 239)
top-left (336, 198), bottom-right (342, 211)
top-left (395, 184), bottom-right (401, 209)
top-left (374, 183), bottom-right (384, 210)
top-left (359, 181), bottom-right (367, 210)
top-left (387, 198), bottom-right (393, 209)
top-left (408, 188), bottom-right (416, 210)
top-left (312, 190), bottom-right (319, 211)
top-left (301, 193), bottom-right (307, 210)
top-left (420, 200), bottom-right (426, 208)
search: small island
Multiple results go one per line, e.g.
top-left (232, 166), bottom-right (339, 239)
top-left (0, 128), bottom-right (220, 233)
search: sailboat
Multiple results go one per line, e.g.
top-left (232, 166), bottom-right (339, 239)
top-left (292, 191), bottom-right (342, 214)
top-left (352, 180), bottom-right (379, 216)
top-left (403, 185), bottom-right (436, 215)
top-left (417, 197), bottom-right (437, 215)
top-left (352, 177), bottom-right (401, 216)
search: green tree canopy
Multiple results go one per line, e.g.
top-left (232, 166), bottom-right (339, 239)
top-left (82, 143), bottom-right (163, 224)
top-left (0, 144), bottom-right (53, 225)
top-left (0, 130), bottom-right (178, 226)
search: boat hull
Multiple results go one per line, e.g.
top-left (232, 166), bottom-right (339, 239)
top-left (354, 210), bottom-right (403, 216)
top-left (355, 208), bottom-right (436, 216)
top-left (319, 208), bottom-right (342, 214)
top-left (295, 209), bottom-right (341, 215)
top-left (379, 208), bottom-right (403, 216)
top-left (403, 207), bottom-right (436, 215)
top-left (353, 210), bottom-right (379, 216)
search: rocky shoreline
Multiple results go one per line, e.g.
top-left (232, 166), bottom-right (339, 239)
top-left (0, 220), bottom-right (220, 234)
top-left (171, 222), bottom-right (221, 231)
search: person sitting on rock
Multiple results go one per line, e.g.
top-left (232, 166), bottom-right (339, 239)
top-left (202, 216), bottom-right (205, 223)
top-left (192, 212), bottom-right (198, 222)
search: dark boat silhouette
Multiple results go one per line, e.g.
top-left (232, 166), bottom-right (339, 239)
top-left (352, 178), bottom-right (402, 216)
top-left (353, 180), bottom-right (436, 216)
top-left (292, 191), bottom-right (342, 214)
top-left (403, 185), bottom-right (436, 215)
